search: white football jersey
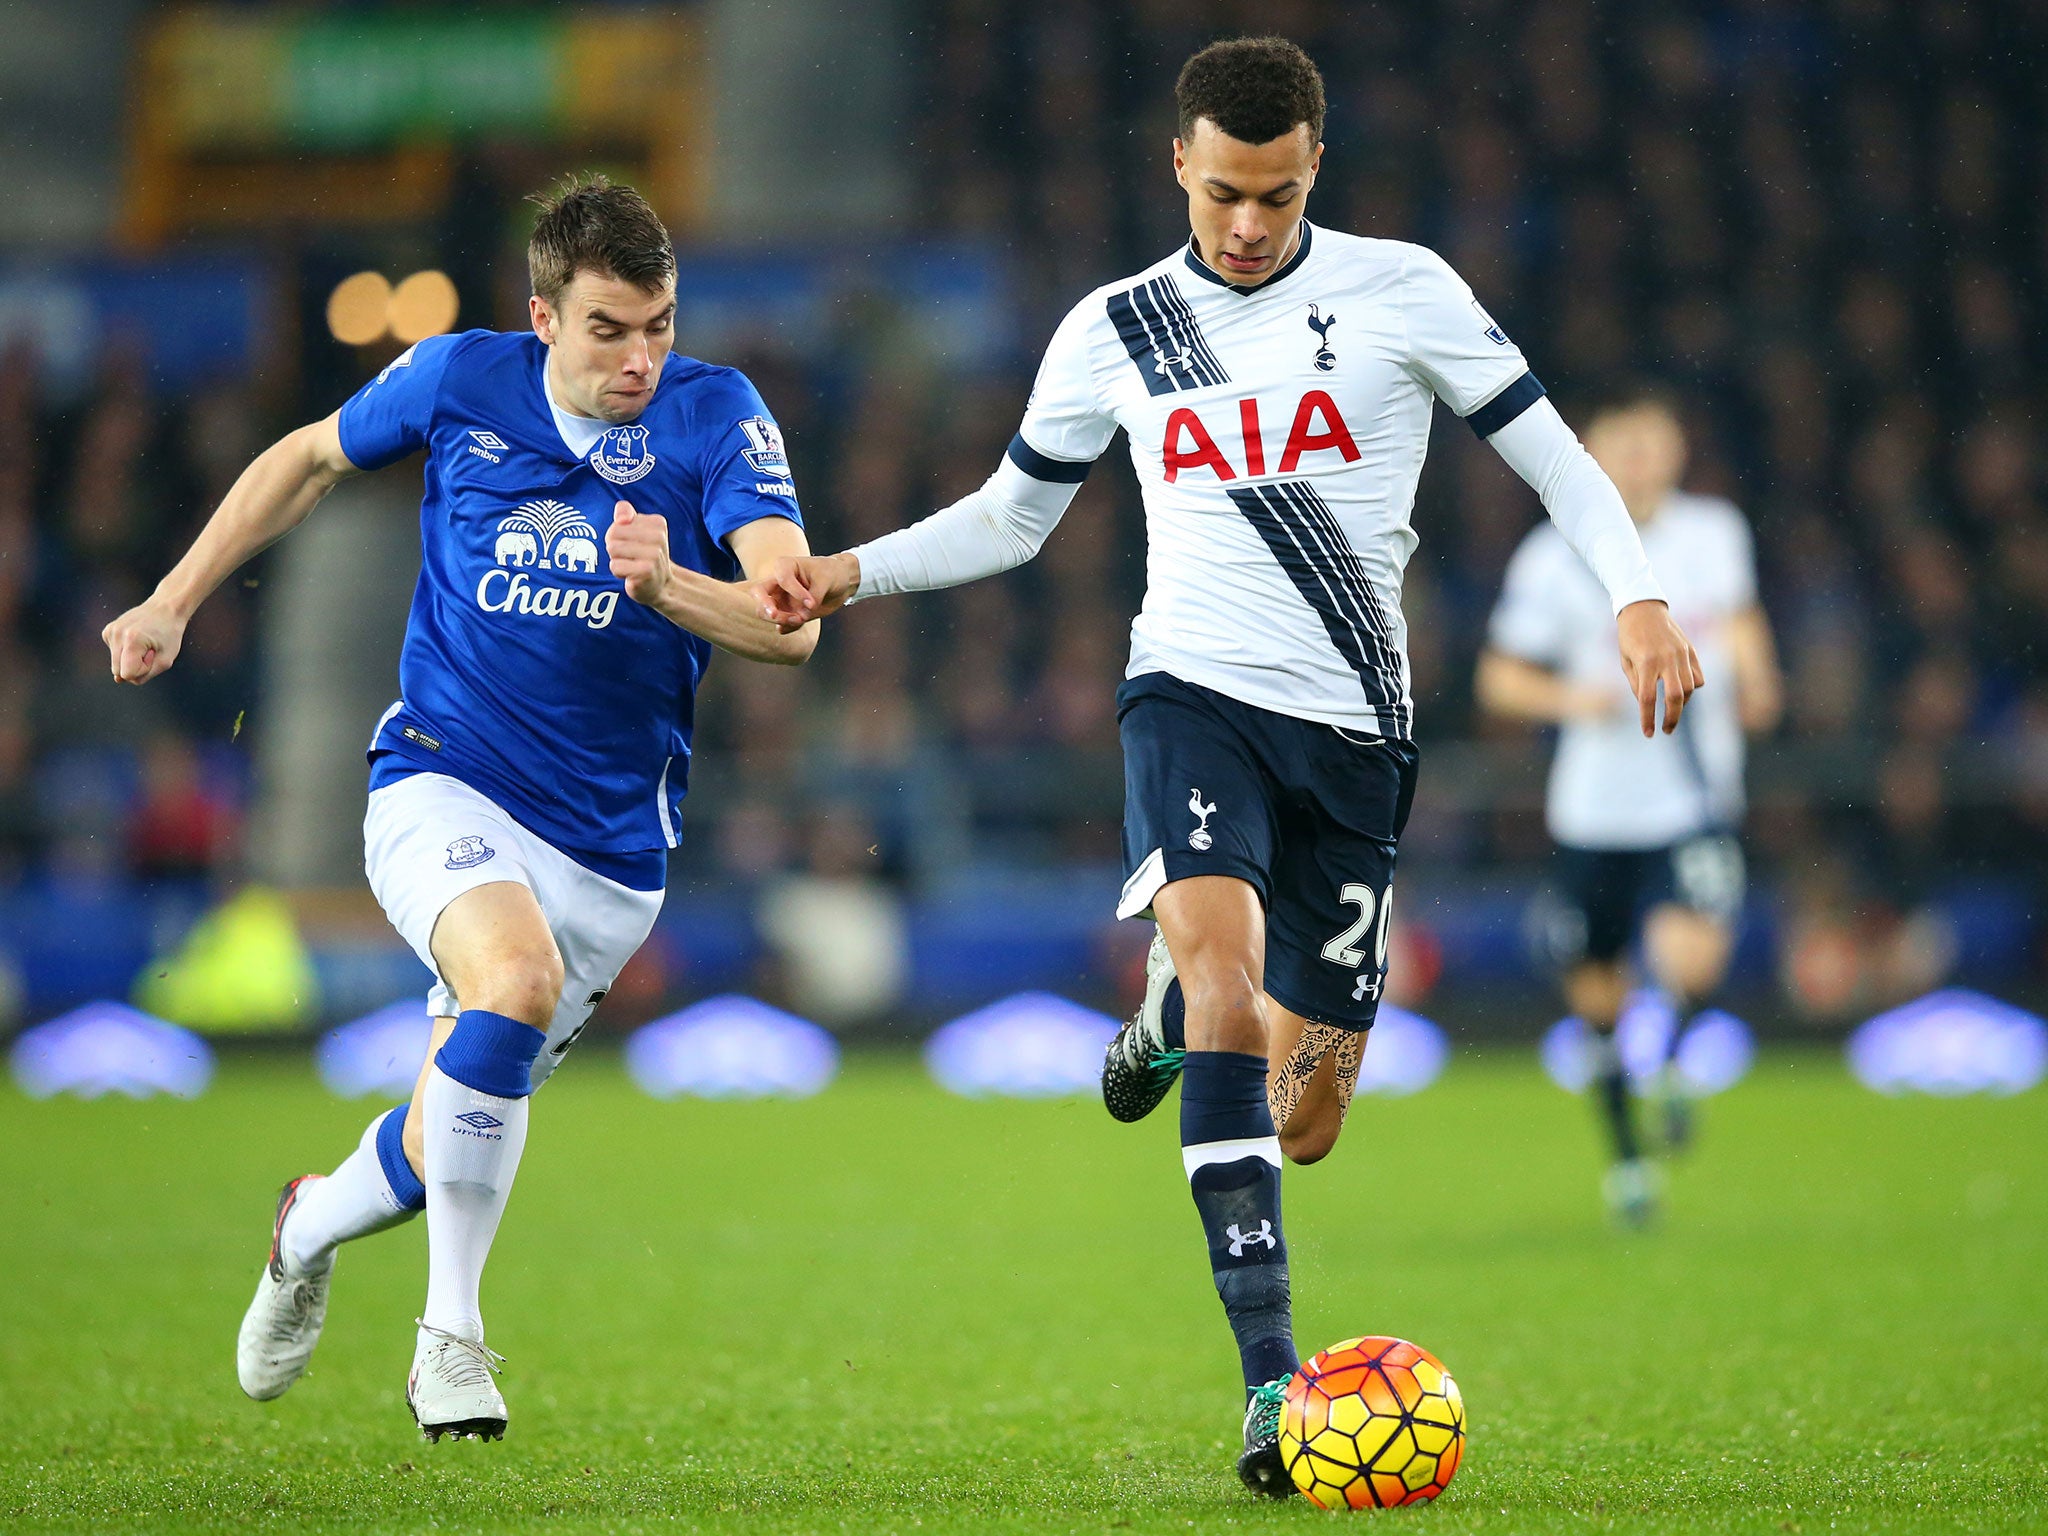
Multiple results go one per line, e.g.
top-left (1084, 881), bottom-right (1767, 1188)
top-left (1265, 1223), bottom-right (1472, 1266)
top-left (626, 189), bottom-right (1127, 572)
top-left (1012, 222), bottom-right (1543, 737)
top-left (1488, 492), bottom-right (1760, 850)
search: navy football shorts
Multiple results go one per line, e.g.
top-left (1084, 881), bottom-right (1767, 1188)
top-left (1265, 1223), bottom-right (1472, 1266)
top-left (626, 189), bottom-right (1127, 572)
top-left (1545, 833), bottom-right (1747, 966)
top-left (1115, 671), bottom-right (1420, 1030)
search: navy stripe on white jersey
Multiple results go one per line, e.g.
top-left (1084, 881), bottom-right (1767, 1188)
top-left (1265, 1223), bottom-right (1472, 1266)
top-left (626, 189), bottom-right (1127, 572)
top-left (1153, 277), bottom-right (1230, 386)
top-left (1108, 277), bottom-right (1229, 395)
top-left (1225, 481), bottom-right (1410, 735)
top-left (1278, 481), bottom-right (1413, 736)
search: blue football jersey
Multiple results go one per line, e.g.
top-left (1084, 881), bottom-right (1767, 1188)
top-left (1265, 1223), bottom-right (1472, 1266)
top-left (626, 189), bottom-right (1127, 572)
top-left (337, 329), bottom-right (802, 889)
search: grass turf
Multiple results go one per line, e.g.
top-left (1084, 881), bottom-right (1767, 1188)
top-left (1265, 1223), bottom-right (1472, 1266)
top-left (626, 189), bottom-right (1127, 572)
top-left (0, 1049), bottom-right (2042, 1534)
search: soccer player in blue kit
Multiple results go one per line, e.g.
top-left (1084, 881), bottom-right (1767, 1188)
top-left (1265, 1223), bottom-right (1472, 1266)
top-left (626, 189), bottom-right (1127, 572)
top-left (101, 177), bottom-right (818, 1441)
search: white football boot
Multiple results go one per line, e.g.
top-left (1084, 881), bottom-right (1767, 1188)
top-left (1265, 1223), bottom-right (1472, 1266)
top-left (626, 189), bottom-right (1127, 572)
top-left (408, 1322), bottom-right (508, 1442)
top-left (236, 1176), bottom-right (333, 1400)
top-left (1603, 1157), bottom-right (1663, 1229)
top-left (1101, 927), bottom-right (1187, 1122)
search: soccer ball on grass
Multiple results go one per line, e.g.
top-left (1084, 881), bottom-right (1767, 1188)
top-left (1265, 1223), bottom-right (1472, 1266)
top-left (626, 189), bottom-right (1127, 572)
top-left (1278, 1335), bottom-right (1464, 1508)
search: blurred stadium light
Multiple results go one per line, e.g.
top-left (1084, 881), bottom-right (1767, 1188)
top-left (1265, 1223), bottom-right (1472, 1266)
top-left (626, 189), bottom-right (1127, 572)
top-left (1354, 1005), bottom-right (1451, 1097)
top-left (326, 271), bottom-right (394, 348)
top-left (10, 1001), bottom-right (213, 1099)
top-left (1541, 993), bottom-right (1756, 1097)
top-left (316, 999), bottom-right (433, 1099)
top-left (1846, 989), bottom-right (2048, 1096)
top-left (327, 270), bottom-right (460, 348)
top-left (387, 271), bottom-right (459, 346)
top-left (624, 995), bottom-right (838, 1100)
top-left (923, 992), bottom-right (1118, 1098)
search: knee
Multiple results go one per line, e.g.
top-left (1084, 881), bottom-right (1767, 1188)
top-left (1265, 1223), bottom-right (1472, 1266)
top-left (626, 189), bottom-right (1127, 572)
top-left (469, 949), bottom-right (565, 1028)
top-left (1658, 931), bottom-right (1729, 1000)
top-left (1280, 1117), bottom-right (1339, 1165)
top-left (1179, 962), bottom-right (1267, 1054)
top-left (1565, 961), bottom-right (1628, 1027)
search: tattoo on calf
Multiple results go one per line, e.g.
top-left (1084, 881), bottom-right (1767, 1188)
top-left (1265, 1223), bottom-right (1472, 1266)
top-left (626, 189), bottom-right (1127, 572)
top-left (1267, 1021), bottom-right (1366, 1132)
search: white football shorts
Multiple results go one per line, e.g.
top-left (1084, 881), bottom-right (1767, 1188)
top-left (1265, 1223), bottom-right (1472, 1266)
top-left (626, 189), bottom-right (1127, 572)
top-left (362, 770), bottom-right (664, 1090)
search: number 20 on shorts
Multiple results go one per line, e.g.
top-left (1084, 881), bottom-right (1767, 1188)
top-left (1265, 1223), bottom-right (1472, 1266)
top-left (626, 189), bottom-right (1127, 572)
top-left (1323, 882), bottom-right (1393, 969)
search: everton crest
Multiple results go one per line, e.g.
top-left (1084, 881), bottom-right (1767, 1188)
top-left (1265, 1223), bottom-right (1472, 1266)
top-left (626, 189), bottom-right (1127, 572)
top-left (445, 835), bottom-right (496, 870)
top-left (589, 424), bottom-right (656, 484)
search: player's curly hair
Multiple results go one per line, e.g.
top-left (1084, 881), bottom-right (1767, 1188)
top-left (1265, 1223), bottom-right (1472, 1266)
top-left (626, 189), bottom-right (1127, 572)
top-left (1175, 37), bottom-right (1326, 147)
top-left (526, 173), bottom-right (676, 305)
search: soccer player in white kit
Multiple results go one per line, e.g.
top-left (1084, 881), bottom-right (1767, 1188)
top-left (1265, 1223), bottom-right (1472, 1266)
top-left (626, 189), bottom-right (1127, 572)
top-left (752, 39), bottom-right (1703, 1494)
top-left (1478, 386), bottom-right (1781, 1223)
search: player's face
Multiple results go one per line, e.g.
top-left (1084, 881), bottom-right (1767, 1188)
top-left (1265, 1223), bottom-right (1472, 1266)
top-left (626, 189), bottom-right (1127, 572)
top-left (1585, 406), bottom-right (1688, 520)
top-left (530, 272), bottom-right (678, 423)
top-left (1174, 119), bottom-right (1322, 287)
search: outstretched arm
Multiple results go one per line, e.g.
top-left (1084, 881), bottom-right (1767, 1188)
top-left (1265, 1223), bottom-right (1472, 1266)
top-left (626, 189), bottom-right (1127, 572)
top-left (103, 411), bottom-right (358, 684)
top-left (1485, 398), bottom-right (1704, 737)
top-left (750, 452), bottom-right (1085, 628)
top-left (607, 505), bottom-right (819, 665)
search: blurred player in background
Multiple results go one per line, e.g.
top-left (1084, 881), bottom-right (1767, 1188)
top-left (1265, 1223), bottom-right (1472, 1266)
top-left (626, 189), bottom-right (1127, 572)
top-left (1478, 385), bottom-right (1781, 1225)
top-left (751, 39), bottom-right (1700, 1495)
top-left (102, 177), bottom-right (816, 1441)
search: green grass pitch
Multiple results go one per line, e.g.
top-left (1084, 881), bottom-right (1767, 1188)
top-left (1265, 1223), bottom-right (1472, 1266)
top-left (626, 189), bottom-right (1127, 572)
top-left (2, 1050), bottom-right (2043, 1534)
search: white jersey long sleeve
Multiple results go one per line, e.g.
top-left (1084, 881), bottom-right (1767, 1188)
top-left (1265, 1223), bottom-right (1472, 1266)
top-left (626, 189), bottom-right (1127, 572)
top-left (848, 460), bottom-right (1083, 600)
top-left (852, 224), bottom-right (1655, 737)
top-left (1486, 399), bottom-right (1664, 614)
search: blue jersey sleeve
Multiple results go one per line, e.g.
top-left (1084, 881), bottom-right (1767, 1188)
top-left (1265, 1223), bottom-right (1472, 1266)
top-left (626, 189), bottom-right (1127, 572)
top-left (690, 370), bottom-right (804, 546)
top-left (336, 333), bottom-right (467, 472)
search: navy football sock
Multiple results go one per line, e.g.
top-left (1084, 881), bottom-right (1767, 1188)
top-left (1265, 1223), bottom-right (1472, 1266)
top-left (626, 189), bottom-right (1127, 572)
top-left (1181, 1050), bottom-right (1298, 1395)
top-left (1587, 1028), bottom-right (1641, 1162)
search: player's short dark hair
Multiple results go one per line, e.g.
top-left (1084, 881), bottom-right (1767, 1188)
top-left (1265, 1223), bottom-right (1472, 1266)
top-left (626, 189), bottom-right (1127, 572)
top-left (526, 173), bottom-right (676, 306)
top-left (1580, 379), bottom-right (1685, 430)
top-left (1175, 37), bottom-right (1326, 147)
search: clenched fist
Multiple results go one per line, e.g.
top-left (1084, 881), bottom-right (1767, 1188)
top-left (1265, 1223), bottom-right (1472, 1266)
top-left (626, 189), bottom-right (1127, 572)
top-left (606, 500), bottom-right (672, 609)
top-left (103, 597), bottom-right (188, 685)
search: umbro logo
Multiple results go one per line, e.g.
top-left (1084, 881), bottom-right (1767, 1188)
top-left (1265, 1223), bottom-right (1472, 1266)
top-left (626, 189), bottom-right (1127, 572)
top-left (454, 1111), bottom-right (503, 1130)
top-left (467, 430), bottom-right (508, 464)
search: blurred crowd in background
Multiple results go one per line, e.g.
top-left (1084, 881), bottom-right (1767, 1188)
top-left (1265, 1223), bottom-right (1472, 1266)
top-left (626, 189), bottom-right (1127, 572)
top-left (1, 0), bottom-right (2043, 1031)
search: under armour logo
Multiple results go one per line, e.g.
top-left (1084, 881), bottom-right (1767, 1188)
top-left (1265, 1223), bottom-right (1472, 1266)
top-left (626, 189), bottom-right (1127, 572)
top-left (1227, 1220), bottom-right (1276, 1257)
top-left (1352, 973), bottom-right (1383, 1003)
top-left (1154, 350), bottom-right (1193, 377)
